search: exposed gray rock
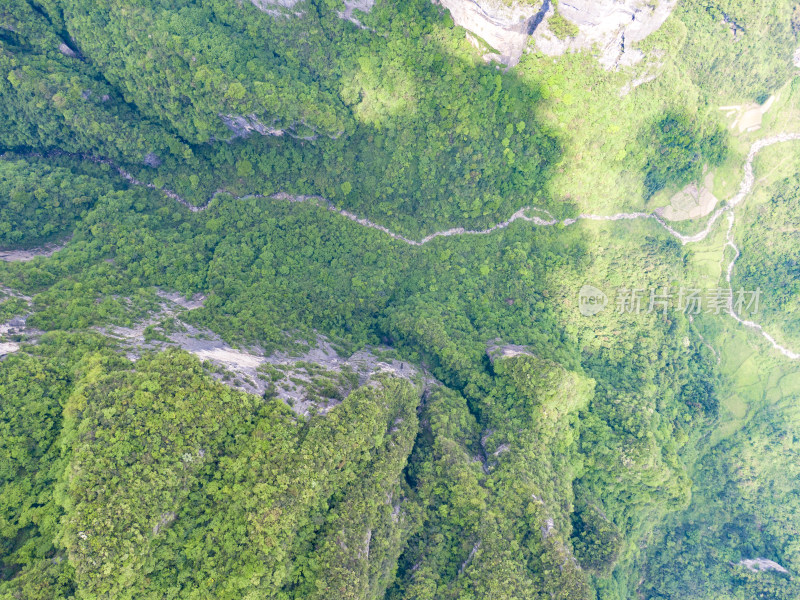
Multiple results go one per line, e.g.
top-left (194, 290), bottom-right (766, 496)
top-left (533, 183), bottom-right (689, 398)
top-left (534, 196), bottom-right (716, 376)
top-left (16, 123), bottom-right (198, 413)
top-left (251, 0), bottom-right (300, 6)
top-left (248, 0), bottom-right (305, 17)
top-left (346, 0), bottom-right (375, 12)
top-left (738, 558), bottom-right (789, 574)
top-left (220, 114), bottom-right (284, 140)
top-left (486, 341), bottom-right (535, 364)
top-left (541, 517), bottom-right (555, 538)
top-left (532, 0), bottom-right (678, 69)
top-left (143, 152), bottom-right (162, 168)
top-left (155, 290), bottom-right (206, 310)
top-left (458, 542), bottom-right (481, 575)
top-left (437, 0), bottom-right (548, 66)
top-left (492, 443), bottom-right (510, 456)
top-left (152, 512), bottom-right (176, 535)
top-left (437, 0), bottom-right (677, 69)
top-left (98, 295), bottom-right (433, 412)
top-left (0, 341), bottom-right (20, 357)
top-left (338, 0), bottom-right (375, 27)
top-left (0, 238), bottom-right (71, 262)
top-left (261, 337), bottom-right (431, 415)
top-left (1, 305), bottom-right (40, 356)
top-left (2, 316), bottom-right (27, 332)
top-left (58, 42), bottom-right (77, 57)
top-left (219, 114), bottom-right (341, 142)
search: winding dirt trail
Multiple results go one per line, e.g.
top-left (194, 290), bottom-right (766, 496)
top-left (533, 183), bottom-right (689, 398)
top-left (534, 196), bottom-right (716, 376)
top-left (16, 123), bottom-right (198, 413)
top-left (722, 211), bottom-right (800, 360)
top-left (6, 133), bottom-right (800, 359)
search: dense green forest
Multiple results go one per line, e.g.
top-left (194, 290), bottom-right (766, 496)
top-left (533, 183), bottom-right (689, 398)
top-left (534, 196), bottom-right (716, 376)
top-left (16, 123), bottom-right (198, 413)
top-left (734, 172), bottom-right (800, 348)
top-left (2, 0), bottom-right (800, 598)
top-left (641, 376), bottom-right (800, 600)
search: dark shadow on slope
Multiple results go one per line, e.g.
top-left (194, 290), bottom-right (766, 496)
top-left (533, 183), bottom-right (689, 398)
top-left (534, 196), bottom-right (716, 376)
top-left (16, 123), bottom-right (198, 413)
top-left (131, 0), bottom-right (564, 238)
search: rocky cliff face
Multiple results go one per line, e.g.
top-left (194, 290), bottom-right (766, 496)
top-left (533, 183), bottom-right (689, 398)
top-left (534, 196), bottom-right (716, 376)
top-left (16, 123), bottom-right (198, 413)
top-left (438, 0), bottom-right (677, 68)
top-left (438, 0), bottom-right (550, 66)
top-left (535, 0), bottom-right (677, 68)
top-left (249, 0), bottom-right (305, 18)
top-left (338, 0), bottom-right (375, 26)
top-left (220, 114), bottom-right (285, 140)
top-left (251, 0), bottom-right (374, 23)
top-left (250, 0), bottom-right (675, 69)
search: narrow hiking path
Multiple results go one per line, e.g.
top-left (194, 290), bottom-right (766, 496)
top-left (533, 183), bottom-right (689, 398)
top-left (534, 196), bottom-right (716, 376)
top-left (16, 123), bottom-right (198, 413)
top-left (722, 211), bottom-right (800, 360)
top-left (5, 133), bottom-right (800, 359)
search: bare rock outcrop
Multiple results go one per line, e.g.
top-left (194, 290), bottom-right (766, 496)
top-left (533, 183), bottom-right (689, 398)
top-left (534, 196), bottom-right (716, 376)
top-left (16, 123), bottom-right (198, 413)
top-left (248, 0), bottom-right (304, 18)
top-left (249, 0), bottom-right (374, 25)
top-left (0, 239), bottom-right (70, 262)
top-left (219, 114), bottom-right (341, 142)
top-left (58, 42), bottom-right (77, 58)
top-left (143, 152), bottom-right (162, 168)
top-left (738, 558), bottom-right (789, 574)
top-left (438, 0), bottom-right (676, 69)
top-left (533, 0), bottom-right (678, 69)
top-left (437, 0), bottom-right (549, 66)
top-left (338, 0), bottom-right (375, 26)
top-left (486, 341), bottom-right (536, 364)
top-left (248, 0), bottom-right (675, 69)
top-left (98, 294), bottom-right (432, 414)
top-left (250, 0), bottom-right (300, 6)
top-left (220, 114), bottom-right (285, 140)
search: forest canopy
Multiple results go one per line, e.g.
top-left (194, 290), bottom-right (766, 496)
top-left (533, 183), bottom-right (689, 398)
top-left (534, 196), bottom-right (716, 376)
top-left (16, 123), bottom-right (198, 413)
top-left (2, 0), bottom-right (799, 599)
